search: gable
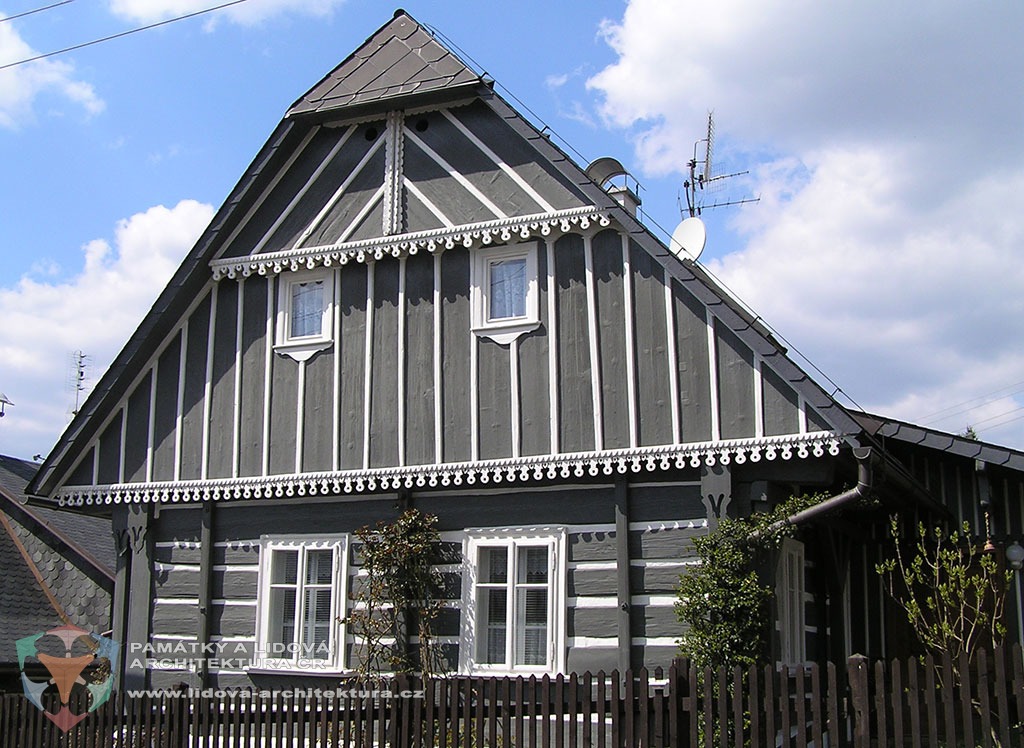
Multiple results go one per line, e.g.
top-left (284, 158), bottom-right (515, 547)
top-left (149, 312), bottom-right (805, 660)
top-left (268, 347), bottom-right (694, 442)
top-left (31, 12), bottom-right (857, 506)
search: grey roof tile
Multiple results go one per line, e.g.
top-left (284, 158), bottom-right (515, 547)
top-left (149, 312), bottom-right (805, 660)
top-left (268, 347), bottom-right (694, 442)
top-left (288, 10), bottom-right (482, 118)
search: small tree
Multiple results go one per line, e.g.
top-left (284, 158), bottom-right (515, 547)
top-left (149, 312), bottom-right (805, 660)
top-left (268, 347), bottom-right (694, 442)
top-left (676, 494), bottom-right (821, 671)
top-left (347, 509), bottom-right (448, 680)
top-left (876, 517), bottom-right (1011, 666)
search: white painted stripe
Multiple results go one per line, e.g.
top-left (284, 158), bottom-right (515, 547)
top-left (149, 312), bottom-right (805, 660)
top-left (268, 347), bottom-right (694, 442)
top-left (404, 128), bottom-right (507, 219)
top-left (631, 559), bottom-right (698, 569)
top-left (174, 323), bottom-right (187, 482)
top-left (397, 258), bottom-right (406, 467)
top-left (664, 279), bottom-right (681, 444)
top-left (297, 132), bottom-right (384, 249)
top-left (621, 235), bottom-right (638, 448)
top-left (440, 109), bottom-right (557, 213)
top-left (568, 636), bottom-right (618, 649)
top-left (213, 565), bottom-right (258, 573)
top-left (569, 596), bottom-right (618, 609)
top-left (631, 637), bottom-right (678, 648)
top-left (154, 562), bottom-right (201, 572)
top-left (583, 234), bottom-right (603, 451)
top-left (404, 177), bottom-right (454, 228)
top-left (154, 598), bottom-right (200, 605)
top-left (336, 183), bottom-right (386, 245)
top-left (753, 354), bottom-right (765, 438)
top-left (362, 266), bottom-right (375, 470)
top-left (232, 279), bottom-right (244, 478)
top-left (295, 360), bottom-right (306, 473)
top-left (212, 126), bottom-right (319, 260)
top-left (201, 283), bottom-right (218, 481)
top-left (150, 633), bottom-right (198, 641)
top-left (797, 394), bottom-right (808, 434)
top-left (568, 561), bottom-right (617, 572)
top-left (510, 337), bottom-right (520, 459)
top-left (118, 407), bottom-right (126, 484)
top-left (706, 310), bottom-right (721, 441)
top-left (332, 271), bottom-right (341, 472)
top-left (546, 239), bottom-right (559, 454)
top-left (470, 321), bottom-right (479, 463)
top-left (217, 599), bottom-right (257, 607)
top-left (92, 437), bottom-right (99, 485)
top-left (253, 126), bottom-right (355, 255)
top-left (632, 594), bottom-right (677, 607)
top-left (433, 253), bottom-right (443, 464)
top-left (262, 277), bottom-right (274, 476)
top-left (146, 360), bottom-right (157, 483)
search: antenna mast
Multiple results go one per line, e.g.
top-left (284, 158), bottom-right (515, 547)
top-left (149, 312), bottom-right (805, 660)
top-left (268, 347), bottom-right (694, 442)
top-left (67, 350), bottom-right (89, 418)
top-left (682, 111), bottom-right (759, 218)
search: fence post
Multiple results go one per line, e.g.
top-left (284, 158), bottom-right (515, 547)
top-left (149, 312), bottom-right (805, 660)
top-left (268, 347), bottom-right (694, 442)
top-left (848, 654), bottom-right (870, 748)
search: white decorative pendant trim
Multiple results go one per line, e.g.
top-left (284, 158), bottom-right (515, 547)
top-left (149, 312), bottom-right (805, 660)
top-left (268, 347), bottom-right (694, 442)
top-left (210, 206), bottom-right (610, 281)
top-left (56, 431), bottom-right (842, 507)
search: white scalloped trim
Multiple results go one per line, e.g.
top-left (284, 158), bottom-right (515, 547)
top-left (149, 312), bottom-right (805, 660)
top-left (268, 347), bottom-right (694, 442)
top-left (209, 206), bottom-right (610, 281)
top-left (57, 432), bottom-right (841, 507)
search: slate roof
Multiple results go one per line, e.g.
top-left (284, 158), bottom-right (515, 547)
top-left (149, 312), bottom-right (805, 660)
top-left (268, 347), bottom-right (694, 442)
top-left (289, 9), bottom-right (482, 118)
top-left (0, 456), bottom-right (112, 656)
top-left (851, 412), bottom-right (1024, 471)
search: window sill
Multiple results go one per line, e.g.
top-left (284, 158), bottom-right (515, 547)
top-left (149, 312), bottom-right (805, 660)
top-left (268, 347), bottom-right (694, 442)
top-left (472, 320), bottom-right (540, 346)
top-left (273, 339), bottom-right (333, 362)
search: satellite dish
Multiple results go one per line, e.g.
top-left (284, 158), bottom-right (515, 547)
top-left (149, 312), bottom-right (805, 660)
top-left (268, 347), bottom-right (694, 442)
top-left (669, 217), bottom-right (706, 261)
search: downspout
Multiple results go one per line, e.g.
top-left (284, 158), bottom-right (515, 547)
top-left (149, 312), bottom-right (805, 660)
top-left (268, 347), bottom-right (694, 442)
top-left (760, 447), bottom-right (874, 536)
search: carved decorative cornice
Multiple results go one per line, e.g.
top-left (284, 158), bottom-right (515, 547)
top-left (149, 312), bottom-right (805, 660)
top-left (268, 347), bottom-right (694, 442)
top-left (210, 206), bottom-right (611, 281)
top-left (57, 432), bottom-right (842, 507)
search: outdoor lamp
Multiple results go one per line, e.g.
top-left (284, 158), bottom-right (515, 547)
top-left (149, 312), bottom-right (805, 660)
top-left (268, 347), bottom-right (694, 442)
top-left (1006, 542), bottom-right (1024, 572)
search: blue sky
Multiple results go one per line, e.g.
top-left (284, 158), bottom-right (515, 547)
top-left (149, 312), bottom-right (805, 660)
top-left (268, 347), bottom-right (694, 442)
top-left (2, 0), bottom-right (1023, 460)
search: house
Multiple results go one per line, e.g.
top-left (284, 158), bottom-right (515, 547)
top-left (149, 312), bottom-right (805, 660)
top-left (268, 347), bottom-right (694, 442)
top-left (25, 10), bottom-right (1024, 691)
top-left (0, 455), bottom-right (114, 691)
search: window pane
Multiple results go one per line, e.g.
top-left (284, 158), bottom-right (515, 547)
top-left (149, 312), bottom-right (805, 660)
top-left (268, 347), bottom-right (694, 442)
top-left (488, 258), bottom-right (526, 320)
top-left (306, 549), bottom-right (333, 585)
top-left (269, 588), bottom-right (296, 651)
top-left (516, 588), bottom-right (548, 666)
top-left (271, 549), bottom-right (298, 585)
top-left (479, 588), bottom-right (507, 664)
top-left (303, 588), bottom-right (333, 660)
top-left (290, 280), bottom-right (324, 338)
top-left (480, 547), bottom-right (508, 584)
top-left (518, 546), bottom-right (548, 584)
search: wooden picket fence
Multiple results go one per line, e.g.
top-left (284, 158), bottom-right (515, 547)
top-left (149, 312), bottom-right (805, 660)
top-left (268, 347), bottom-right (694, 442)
top-left (2, 645), bottom-right (1023, 746)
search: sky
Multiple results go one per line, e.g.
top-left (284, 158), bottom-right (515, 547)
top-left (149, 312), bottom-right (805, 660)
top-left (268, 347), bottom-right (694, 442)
top-left (1, 0), bottom-right (1023, 462)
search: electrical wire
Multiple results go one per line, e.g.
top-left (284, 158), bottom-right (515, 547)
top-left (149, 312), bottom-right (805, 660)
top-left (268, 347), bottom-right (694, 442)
top-left (0, 0), bottom-right (75, 25)
top-left (0, 0), bottom-right (251, 72)
top-left (920, 379), bottom-right (1024, 426)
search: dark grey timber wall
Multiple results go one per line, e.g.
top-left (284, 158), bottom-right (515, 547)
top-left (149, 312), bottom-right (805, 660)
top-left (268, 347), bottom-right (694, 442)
top-left (146, 475), bottom-right (705, 683)
top-left (62, 226), bottom-right (818, 490)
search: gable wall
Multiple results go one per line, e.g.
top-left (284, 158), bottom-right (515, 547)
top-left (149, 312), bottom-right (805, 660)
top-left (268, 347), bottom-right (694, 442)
top-left (59, 226), bottom-right (818, 492)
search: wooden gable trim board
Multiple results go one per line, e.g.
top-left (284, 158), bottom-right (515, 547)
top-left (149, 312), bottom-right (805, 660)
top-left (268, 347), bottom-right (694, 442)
top-left (55, 431), bottom-right (840, 507)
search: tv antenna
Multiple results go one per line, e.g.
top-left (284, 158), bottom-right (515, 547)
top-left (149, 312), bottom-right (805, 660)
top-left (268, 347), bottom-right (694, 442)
top-left (681, 112), bottom-right (760, 219)
top-left (67, 350), bottom-right (90, 418)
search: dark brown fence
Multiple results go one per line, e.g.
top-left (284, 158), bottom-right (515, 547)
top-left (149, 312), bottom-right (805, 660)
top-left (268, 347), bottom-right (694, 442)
top-left (2, 646), bottom-right (1023, 746)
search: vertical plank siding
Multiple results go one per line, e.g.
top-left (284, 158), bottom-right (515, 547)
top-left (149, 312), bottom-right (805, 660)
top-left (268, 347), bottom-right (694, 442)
top-left (59, 226), bottom-right (817, 492)
top-left (5, 651), bottom-right (1021, 746)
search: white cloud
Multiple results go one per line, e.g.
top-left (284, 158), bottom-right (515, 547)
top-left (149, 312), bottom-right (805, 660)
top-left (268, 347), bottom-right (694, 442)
top-left (0, 20), bottom-right (104, 128)
top-left (108, 0), bottom-right (345, 26)
top-left (0, 200), bottom-right (214, 459)
top-left (589, 0), bottom-right (1024, 449)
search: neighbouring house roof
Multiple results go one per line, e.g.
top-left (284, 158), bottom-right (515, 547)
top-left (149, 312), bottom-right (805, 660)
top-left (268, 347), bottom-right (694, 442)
top-left (0, 455), bottom-right (113, 654)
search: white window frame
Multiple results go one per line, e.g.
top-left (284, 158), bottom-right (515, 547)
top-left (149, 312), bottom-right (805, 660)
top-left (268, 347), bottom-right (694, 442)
top-left (460, 528), bottom-right (566, 675)
top-left (470, 242), bottom-right (540, 345)
top-left (252, 534), bottom-right (348, 674)
top-left (777, 537), bottom-right (806, 666)
top-left (274, 269), bottom-right (335, 361)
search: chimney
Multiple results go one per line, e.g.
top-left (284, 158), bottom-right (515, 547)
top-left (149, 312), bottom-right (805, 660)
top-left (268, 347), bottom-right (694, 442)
top-left (585, 156), bottom-right (642, 217)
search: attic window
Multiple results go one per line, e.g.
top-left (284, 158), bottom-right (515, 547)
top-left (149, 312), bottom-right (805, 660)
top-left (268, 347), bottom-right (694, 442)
top-left (275, 270), bottom-right (334, 361)
top-left (471, 243), bottom-right (540, 345)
